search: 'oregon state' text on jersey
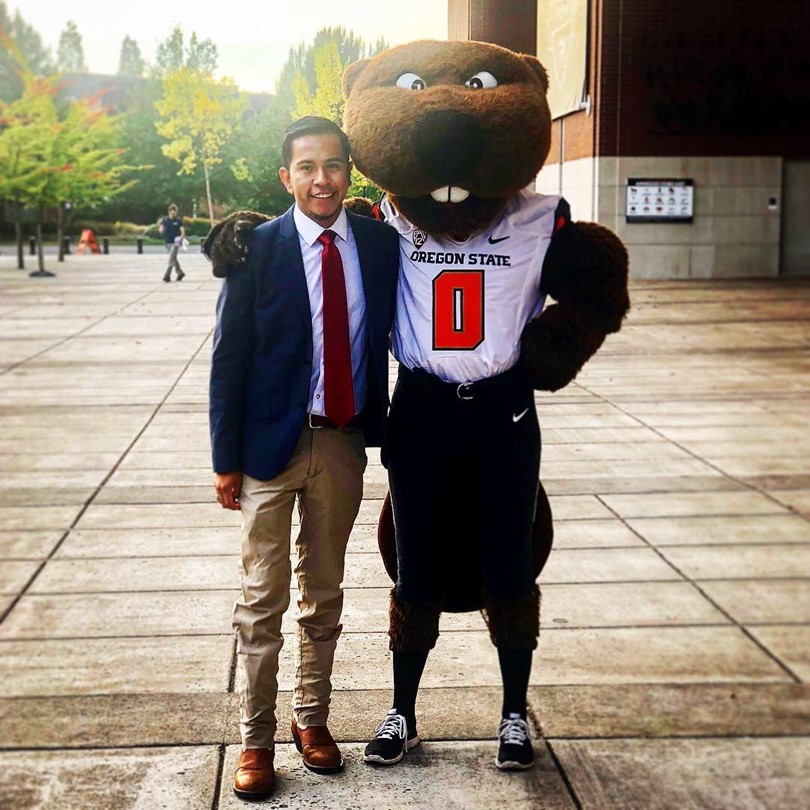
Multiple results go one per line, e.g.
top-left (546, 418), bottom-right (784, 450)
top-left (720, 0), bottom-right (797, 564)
top-left (382, 190), bottom-right (566, 383)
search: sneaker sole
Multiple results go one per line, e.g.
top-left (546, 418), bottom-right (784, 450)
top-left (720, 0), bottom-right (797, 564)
top-left (364, 735), bottom-right (421, 765)
top-left (495, 756), bottom-right (535, 771)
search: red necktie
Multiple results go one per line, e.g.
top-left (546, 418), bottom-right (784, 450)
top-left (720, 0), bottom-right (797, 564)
top-left (318, 230), bottom-right (355, 427)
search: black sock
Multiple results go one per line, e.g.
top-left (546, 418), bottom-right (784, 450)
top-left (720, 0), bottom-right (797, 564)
top-left (392, 650), bottom-right (429, 734)
top-left (498, 648), bottom-right (532, 719)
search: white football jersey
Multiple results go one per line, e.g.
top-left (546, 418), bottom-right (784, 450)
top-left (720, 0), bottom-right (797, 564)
top-left (383, 190), bottom-right (566, 383)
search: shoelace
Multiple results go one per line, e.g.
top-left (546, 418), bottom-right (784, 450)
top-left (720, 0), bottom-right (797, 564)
top-left (498, 717), bottom-right (530, 745)
top-left (375, 713), bottom-right (407, 740)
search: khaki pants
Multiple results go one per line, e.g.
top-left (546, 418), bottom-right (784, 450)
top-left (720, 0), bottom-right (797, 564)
top-left (163, 242), bottom-right (183, 278)
top-left (233, 424), bottom-right (366, 749)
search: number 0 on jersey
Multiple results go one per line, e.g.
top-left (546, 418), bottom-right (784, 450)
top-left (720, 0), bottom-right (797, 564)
top-left (433, 270), bottom-right (484, 350)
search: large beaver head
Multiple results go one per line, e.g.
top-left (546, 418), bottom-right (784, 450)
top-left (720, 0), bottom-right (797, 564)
top-left (343, 39), bottom-right (551, 236)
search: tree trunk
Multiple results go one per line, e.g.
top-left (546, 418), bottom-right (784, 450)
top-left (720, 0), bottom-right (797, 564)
top-left (14, 201), bottom-right (24, 270)
top-left (36, 213), bottom-right (45, 272)
top-left (65, 209), bottom-right (75, 249)
top-left (204, 162), bottom-right (214, 227)
top-left (57, 202), bottom-right (65, 262)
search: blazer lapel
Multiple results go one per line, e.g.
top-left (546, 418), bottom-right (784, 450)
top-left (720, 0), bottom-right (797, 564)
top-left (349, 212), bottom-right (381, 322)
top-left (277, 206), bottom-right (311, 326)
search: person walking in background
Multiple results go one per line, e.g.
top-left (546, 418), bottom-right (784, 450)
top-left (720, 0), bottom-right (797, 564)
top-left (209, 116), bottom-right (399, 800)
top-left (159, 204), bottom-right (186, 282)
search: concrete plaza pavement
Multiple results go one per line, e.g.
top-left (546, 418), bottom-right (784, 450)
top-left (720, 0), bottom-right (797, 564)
top-left (0, 250), bottom-right (808, 809)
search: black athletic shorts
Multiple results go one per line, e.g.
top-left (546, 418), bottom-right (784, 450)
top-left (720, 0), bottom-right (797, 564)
top-left (387, 364), bottom-right (540, 604)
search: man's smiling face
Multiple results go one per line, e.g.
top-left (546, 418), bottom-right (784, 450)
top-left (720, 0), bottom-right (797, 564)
top-left (279, 133), bottom-right (352, 227)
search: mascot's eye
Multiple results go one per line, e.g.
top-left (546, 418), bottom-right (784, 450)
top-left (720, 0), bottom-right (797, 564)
top-left (395, 72), bottom-right (427, 90)
top-left (465, 71), bottom-right (498, 90)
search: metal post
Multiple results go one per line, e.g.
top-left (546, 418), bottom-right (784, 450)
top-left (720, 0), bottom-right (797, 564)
top-left (102, 237), bottom-right (110, 255)
top-left (136, 238), bottom-right (143, 254)
top-left (63, 236), bottom-right (71, 255)
top-left (29, 236), bottom-right (36, 255)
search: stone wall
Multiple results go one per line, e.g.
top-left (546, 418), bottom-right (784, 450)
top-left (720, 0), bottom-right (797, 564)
top-left (538, 156), bottom-right (782, 279)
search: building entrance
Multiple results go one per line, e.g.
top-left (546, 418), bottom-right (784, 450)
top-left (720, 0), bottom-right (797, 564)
top-left (781, 160), bottom-right (810, 277)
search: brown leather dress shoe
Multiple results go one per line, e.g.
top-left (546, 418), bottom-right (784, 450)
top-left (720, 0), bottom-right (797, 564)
top-left (291, 718), bottom-right (344, 774)
top-left (233, 747), bottom-right (275, 800)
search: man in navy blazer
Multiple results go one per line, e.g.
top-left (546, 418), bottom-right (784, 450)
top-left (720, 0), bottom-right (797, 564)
top-left (209, 117), bottom-right (398, 800)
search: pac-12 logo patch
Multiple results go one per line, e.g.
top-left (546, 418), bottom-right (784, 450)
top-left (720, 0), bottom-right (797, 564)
top-left (412, 229), bottom-right (428, 247)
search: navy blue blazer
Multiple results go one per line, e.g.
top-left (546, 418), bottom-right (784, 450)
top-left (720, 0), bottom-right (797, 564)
top-left (209, 206), bottom-right (399, 481)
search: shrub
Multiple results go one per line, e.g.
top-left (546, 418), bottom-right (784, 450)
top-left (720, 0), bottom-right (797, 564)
top-left (141, 217), bottom-right (211, 240)
top-left (72, 220), bottom-right (148, 237)
top-left (183, 217), bottom-right (215, 238)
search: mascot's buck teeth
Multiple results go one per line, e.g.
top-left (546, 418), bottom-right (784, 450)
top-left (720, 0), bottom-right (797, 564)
top-left (430, 186), bottom-right (470, 204)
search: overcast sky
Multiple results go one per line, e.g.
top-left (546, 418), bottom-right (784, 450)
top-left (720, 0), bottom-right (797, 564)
top-left (12, 0), bottom-right (448, 93)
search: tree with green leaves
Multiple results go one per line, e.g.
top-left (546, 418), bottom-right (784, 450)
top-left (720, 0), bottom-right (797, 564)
top-left (215, 98), bottom-right (292, 216)
top-left (0, 1), bottom-right (53, 101)
top-left (154, 67), bottom-right (247, 224)
top-left (43, 96), bottom-right (143, 262)
top-left (0, 66), bottom-right (55, 270)
top-left (275, 26), bottom-right (385, 118)
top-left (152, 26), bottom-right (217, 78)
top-left (1, 43), bottom-right (144, 273)
top-left (186, 32), bottom-right (217, 75)
top-left (57, 20), bottom-right (86, 73)
top-left (153, 26), bottom-right (184, 75)
top-left (118, 35), bottom-right (145, 78)
top-left (97, 78), bottom-right (199, 223)
top-left (291, 39), bottom-right (344, 123)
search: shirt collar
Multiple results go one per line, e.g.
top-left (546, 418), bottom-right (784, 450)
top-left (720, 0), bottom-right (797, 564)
top-left (294, 205), bottom-right (349, 247)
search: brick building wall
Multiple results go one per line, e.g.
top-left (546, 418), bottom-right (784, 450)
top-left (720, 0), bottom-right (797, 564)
top-left (450, 0), bottom-right (810, 278)
top-left (598, 0), bottom-right (810, 159)
top-left (467, 0), bottom-right (538, 54)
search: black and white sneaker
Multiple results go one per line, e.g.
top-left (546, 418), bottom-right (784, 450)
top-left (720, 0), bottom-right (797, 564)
top-left (496, 714), bottom-right (534, 770)
top-left (363, 710), bottom-right (421, 765)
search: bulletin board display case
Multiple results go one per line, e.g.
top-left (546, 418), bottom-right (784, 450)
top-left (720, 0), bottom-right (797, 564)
top-left (626, 179), bottom-right (694, 223)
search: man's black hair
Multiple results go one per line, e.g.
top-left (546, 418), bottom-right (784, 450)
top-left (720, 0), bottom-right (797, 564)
top-left (281, 116), bottom-right (351, 168)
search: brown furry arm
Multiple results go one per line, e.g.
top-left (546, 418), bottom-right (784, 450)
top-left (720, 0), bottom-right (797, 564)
top-left (202, 210), bottom-right (273, 278)
top-left (519, 222), bottom-right (629, 391)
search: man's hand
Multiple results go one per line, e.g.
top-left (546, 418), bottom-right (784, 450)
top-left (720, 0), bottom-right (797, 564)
top-left (214, 471), bottom-right (243, 510)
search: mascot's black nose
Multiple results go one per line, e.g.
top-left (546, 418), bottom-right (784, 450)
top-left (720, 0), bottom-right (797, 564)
top-left (413, 110), bottom-right (484, 184)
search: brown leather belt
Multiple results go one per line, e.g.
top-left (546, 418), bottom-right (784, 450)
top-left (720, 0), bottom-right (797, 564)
top-left (308, 413), bottom-right (363, 430)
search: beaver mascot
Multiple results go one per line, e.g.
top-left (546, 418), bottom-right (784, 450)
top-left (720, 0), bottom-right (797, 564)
top-left (205, 39), bottom-right (629, 772)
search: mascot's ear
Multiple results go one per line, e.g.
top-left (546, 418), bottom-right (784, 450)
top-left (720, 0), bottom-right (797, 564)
top-left (521, 55), bottom-right (549, 93)
top-left (342, 58), bottom-right (370, 97)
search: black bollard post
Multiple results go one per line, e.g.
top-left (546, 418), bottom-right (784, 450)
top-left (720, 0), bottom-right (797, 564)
top-left (29, 236), bottom-right (36, 255)
top-left (102, 237), bottom-right (110, 255)
top-left (63, 236), bottom-right (71, 255)
top-left (136, 238), bottom-right (143, 254)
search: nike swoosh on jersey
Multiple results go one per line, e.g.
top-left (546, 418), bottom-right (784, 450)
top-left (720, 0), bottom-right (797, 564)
top-left (488, 235), bottom-right (510, 244)
top-left (512, 408), bottom-right (530, 423)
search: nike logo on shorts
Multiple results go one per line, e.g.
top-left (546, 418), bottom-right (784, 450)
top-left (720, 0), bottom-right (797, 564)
top-left (488, 235), bottom-right (510, 244)
top-left (512, 408), bottom-right (530, 423)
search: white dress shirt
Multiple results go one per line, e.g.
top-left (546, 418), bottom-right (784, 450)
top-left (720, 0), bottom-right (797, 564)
top-left (293, 205), bottom-right (368, 417)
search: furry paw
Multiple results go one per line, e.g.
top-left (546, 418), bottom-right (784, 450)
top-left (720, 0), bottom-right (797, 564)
top-left (202, 210), bottom-right (273, 278)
